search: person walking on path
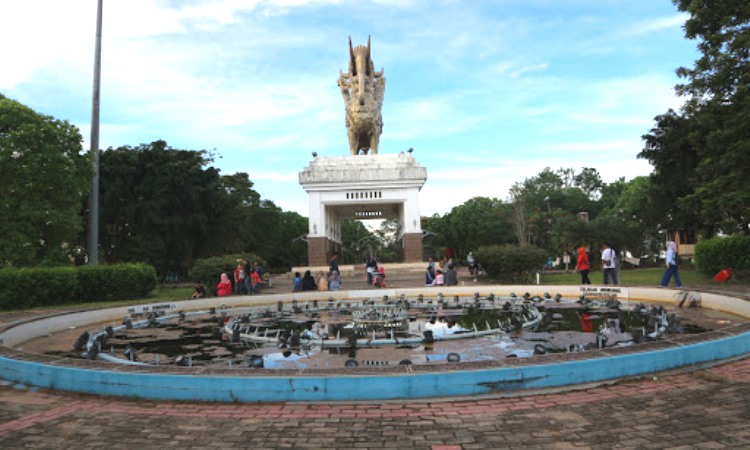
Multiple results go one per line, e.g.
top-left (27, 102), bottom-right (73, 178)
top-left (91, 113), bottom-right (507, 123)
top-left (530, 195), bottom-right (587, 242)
top-left (660, 241), bottom-right (683, 288)
top-left (601, 243), bottom-right (618, 285)
top-left (576, 246), bottom-right (592, 285)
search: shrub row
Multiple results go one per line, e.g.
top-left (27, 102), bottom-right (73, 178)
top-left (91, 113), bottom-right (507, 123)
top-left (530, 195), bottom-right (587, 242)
top-left (0, 263), bottom-right (157, 311)
top-left (474, 244), bottom-right (548, 284)
top-left (695, 235), bottom-right (750, 278)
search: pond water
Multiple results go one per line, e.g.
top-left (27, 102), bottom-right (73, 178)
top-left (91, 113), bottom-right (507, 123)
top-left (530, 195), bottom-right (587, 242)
top-left (24, 295), bottom-right (742, 370)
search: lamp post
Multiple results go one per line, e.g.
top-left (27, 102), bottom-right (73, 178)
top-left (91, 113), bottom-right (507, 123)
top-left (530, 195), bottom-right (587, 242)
top-left (87, 0), bottom-right (103, 265)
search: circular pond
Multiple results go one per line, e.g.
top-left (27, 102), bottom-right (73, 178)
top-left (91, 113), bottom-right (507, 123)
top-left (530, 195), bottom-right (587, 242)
top-left (1, 286), bottom-right (749, 402)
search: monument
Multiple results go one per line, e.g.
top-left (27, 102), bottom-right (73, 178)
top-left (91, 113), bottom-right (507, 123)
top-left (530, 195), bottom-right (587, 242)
top-left (338, 36), bottom-right (386, 155)
top-left (299, 37), bottom-right (427, 266)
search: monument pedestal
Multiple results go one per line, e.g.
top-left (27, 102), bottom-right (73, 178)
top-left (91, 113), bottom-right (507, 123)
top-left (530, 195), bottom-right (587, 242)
top-left (402, 232), bottom-right (424, 263)
top-left (300, 154), bottom-right (427, 266)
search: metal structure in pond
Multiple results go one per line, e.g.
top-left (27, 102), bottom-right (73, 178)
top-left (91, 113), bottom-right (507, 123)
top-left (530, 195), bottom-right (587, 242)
top-left (64, 291), bottom-right (701, 370)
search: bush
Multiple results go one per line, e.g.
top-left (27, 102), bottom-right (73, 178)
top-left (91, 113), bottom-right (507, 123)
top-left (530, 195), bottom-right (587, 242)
top-left (0, 267), bottom-right (81, 310)
top-left (78, 263), bottom-right (157, 303)
top-left (474, 244), bottom-right (547, 284)
top-left (695, 235), bottom-right (750, 277)
top-left (0, 263), bottom-right (157, 311)
top-left (188, 253), bottom-right (266, 293)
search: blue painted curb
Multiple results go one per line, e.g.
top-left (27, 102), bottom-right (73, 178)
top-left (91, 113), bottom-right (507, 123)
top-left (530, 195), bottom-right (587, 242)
top-left (2, 331), bottom-right (748, 402)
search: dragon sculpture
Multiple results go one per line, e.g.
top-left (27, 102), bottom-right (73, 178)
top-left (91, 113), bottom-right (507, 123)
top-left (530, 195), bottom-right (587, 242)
top-left (338, 36), bottom-right (386, 155)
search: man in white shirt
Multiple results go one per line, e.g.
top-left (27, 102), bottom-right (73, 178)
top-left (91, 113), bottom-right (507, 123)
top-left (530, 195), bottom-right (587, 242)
top-left (601, 243), bottom-right (618, 285)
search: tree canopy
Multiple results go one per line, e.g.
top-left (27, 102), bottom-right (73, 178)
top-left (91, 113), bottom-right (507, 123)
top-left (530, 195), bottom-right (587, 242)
top-left (639, 1), bottom-right (750, 235)
top-left (97, 141), bottom-right (307, 275)
top-left (0, 94), bottom-right (92, 267)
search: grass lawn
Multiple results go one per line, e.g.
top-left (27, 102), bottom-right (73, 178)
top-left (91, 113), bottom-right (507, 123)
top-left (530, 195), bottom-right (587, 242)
top-left (540, 265), bottom-right (713, 287)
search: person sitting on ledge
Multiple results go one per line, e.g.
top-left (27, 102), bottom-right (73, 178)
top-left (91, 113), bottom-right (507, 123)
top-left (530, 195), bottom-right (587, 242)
top-left (292, 272), bottom-right (302, 292)
top-left (445, 264), bottom-right (458, 286)
top-left (301, 270), bottom-right (317, 291)
top-left (191, 281), bottom-right (206, 299)
top-left (432, 269), bottom-right (445, 286)
top-left (425, 266), bottom-right (436, 286)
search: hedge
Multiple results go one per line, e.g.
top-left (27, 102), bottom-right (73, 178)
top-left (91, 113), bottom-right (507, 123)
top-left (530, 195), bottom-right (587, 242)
top-left (695, 235), bottom-right (750, 278)
top-left (0, 263), bottom-right (157, 311)
top-left (474, 244), bottom-right (548, 284)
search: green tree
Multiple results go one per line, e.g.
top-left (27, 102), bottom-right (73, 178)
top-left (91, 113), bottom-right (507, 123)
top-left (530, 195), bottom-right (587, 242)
top-left (639, 109), bottom-right (703, 231)
top-left (640, 1), bottom-right (750, 235)
top-left (340, 220), bottom-right (379, 264)
top-left (0, 94), bottom-right (92, 267)
top-left (574, 167), bottom-right (604, 200)
top-left (421, 197), bottom-right (515, 259)
top-left (99, 141), bottom-right (231, 275)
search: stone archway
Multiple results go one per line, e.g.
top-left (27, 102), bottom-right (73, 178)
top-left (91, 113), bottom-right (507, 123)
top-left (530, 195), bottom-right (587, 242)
top-left (299, 153), bottom-right (427, 266)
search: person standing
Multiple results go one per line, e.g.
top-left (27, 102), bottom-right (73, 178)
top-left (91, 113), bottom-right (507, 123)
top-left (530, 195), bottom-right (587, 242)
top-left (601, 243), bottom-right (618, 285)
top-left (576, 246), bottom-right (591, 285)
top-left (660, 241), bottom-right (683, 288)
top-left (329, 253), bottom-right (340, 274)
top-left (249, 268), bottom-right (262, 294)
top-left (466, 252), bottom-right (477, 281)
top-left (233, 263), bottom-right (246, 295)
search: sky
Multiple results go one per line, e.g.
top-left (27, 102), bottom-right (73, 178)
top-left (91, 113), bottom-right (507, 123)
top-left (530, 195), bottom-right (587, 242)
top-left (0, 0), bottom-right (699, 218)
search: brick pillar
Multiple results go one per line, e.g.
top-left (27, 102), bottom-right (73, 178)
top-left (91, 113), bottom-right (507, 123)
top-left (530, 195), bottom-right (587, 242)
top-left (307, 237), bottom-right (328, 267)
top-left (402, 232), bottom-right (423, 263)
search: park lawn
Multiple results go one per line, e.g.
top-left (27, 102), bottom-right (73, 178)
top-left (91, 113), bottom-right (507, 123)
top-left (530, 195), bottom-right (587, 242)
top-left (540, 266), bottom-right (713, 287)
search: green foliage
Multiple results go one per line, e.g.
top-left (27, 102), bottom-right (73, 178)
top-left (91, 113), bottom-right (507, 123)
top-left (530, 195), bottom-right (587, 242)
top-left (474, 244), bottom-right (547, 284)
top-left (509, 167), bottom-right (600, 250)
top-left (695, 235), bottom-right (750, 277)
top-left (422, 197), bottom-right (516, 260)
top-left (341, 220), bottom-right (379, 264)
top-left (589, 176), bottom-right (663, 259)
top-left (99, 141), bottom-right (229, 275)
top-left (78, 264), bottom-right (157, 303)
top-left (98, 144), bottom-right (307, 274)
top-left (0, 94), bottom-right (92, 267)
top-left (188, 253), bottom-right (266, 290)
top-left (640, 2), bottom-right (750, 235)
top-left (0, 264), bottom-right (157, 311)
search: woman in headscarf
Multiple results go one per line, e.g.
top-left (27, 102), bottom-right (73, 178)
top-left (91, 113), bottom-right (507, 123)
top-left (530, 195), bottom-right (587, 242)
top-left (301, 270), bottom-right (317, 291)
top-left (576, 246), bottom-right (591, 285)
top-left (660, 241), bottom-right (683, 288)
top-left (217, 273), bottom-right (233, 297)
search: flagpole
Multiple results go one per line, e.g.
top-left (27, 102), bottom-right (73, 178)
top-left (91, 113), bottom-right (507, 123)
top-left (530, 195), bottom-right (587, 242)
top-left (87, 0), bottom-right (103, 265)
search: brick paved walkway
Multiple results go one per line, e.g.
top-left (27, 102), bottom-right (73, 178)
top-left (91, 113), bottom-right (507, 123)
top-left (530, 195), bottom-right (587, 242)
top-left (1, 357), bottom-right (749, 449)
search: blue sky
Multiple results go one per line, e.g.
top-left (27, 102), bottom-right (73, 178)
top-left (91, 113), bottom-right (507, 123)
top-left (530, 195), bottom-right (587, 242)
top-left (1, 0), bottom-right (698, 217)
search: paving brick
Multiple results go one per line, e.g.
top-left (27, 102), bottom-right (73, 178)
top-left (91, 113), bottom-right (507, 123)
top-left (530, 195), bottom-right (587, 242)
top-left (2, 351), bottom-right (750, 449)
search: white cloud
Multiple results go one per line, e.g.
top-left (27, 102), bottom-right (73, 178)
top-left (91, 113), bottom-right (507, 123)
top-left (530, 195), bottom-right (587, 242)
top-left (2, 0), bottom-right (694, 221)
